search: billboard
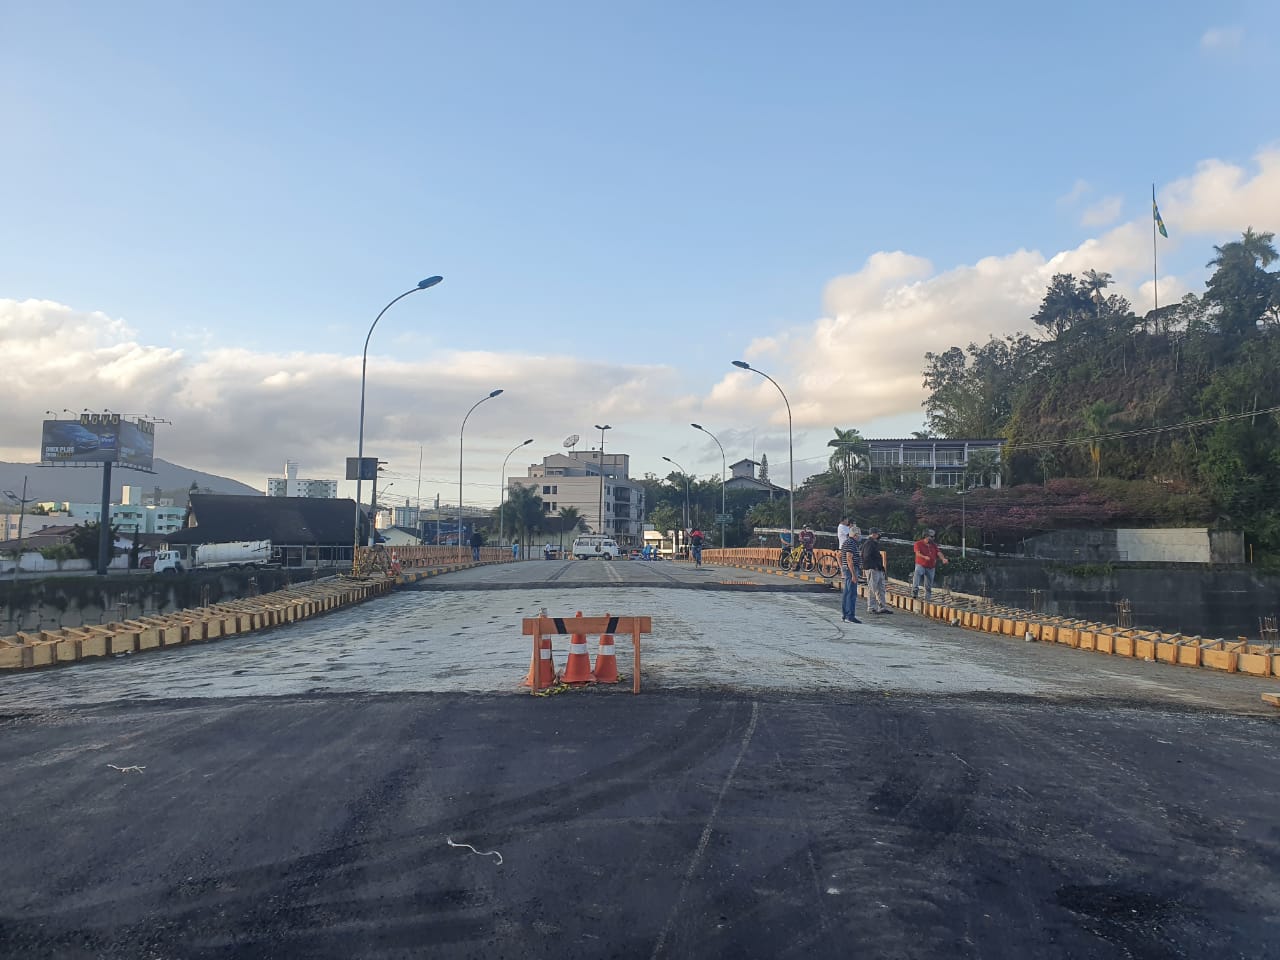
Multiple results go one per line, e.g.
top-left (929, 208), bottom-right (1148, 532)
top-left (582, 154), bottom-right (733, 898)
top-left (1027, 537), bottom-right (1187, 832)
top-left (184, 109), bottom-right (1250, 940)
top-left (40, 415), bottom-right (156, 471)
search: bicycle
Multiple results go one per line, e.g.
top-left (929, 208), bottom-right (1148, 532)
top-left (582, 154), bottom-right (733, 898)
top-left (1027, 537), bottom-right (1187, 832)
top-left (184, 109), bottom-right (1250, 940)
top-left (779, 543), bottom-right (840, 578)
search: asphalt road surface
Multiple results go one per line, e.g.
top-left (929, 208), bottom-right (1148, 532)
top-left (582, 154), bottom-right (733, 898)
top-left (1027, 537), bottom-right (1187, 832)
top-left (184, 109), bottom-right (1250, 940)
top-left (2, 559), bottom-right (1278, 959)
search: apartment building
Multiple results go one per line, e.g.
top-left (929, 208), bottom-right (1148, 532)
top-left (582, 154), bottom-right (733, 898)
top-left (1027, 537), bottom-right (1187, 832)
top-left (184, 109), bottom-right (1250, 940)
top-left (510, 451), bottom-right (646, 546)
top-left (266, 461), bottom-right (338, 498)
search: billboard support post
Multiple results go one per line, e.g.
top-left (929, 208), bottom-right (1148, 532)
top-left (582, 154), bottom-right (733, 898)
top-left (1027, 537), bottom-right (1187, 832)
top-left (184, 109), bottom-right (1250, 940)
top-left (97, 460), bottom-right (112, 576)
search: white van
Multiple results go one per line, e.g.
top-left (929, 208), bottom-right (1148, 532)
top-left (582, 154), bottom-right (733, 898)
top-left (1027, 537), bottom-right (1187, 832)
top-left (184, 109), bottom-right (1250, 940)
top-left (571, 535), bottom-right (620, 560)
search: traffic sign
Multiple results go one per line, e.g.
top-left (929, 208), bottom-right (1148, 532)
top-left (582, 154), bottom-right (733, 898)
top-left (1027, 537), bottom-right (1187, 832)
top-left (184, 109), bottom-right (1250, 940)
top-left (715, 513), bottom-right (733, 524)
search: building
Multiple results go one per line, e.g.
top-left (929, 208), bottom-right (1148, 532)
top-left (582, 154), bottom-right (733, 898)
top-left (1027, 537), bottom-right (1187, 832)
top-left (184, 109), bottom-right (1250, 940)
top-left (723, 458), bottom-right (788, 495)
top-left (510, 451), bottom-right (646, 546)
top-left (165, 494), bottom-right (361, 567)
top-left (865, 438), bottom-right (1007, 488)
top-left (266, 461), bottom-right (338, 499)
top-left (32, 500), bottom-right (186, 536)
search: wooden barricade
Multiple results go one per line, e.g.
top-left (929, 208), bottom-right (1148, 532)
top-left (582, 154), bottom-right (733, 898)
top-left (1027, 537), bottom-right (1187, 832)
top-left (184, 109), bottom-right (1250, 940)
top-left (521, 614), bottom-right (653, 695)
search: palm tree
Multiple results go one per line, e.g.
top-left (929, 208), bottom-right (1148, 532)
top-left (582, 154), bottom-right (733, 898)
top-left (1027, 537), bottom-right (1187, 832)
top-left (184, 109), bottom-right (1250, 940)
top-left (556, 506), bottom-right (584, 554)
top-left (1083, 401), bottom-right (1120, 479)
top-left (827, 427), bottom-right (869, 500)
top-left (501, 484), bottom-right (545, 554)
top-left (965, 448), bottom-right (1002, 488)
top-left (1036, 449), bottom-right (1057, 488)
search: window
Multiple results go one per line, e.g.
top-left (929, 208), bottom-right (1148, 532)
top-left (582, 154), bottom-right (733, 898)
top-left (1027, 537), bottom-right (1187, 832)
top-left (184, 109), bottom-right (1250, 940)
top-left (542, 485), bottom-right (557, 495)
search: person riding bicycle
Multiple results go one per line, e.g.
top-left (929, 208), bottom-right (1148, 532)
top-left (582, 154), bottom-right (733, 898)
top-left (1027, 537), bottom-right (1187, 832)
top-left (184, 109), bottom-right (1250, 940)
top-left (798, 525), bottom-right (816, 564)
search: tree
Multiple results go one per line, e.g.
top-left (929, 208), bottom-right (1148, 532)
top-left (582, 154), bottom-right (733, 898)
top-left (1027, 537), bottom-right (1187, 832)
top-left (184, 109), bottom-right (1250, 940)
top-left (965, 449), bottom-right (1003, 488)
top-left (1082, 401), bottom-right (1121, 479)
top-left (1036, 450), bottom-right (1057, 488)
top-left (827, 427), bottom-right (869, 501)
top-left (758, 453), bottom-right (770, 484)
top-left (1205, 227), bottom-right (1279, 344)
top-left (555, 506), bottom-right (584, 552)
top-left (500, 485), bottom-right (544, 552)
top-left (68, 521), bottom-right (119, 561)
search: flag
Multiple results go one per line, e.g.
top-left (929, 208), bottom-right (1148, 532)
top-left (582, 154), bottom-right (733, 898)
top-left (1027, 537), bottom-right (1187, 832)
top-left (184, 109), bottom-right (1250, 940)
top-left (1152, 197), bottom-right (1168, 238)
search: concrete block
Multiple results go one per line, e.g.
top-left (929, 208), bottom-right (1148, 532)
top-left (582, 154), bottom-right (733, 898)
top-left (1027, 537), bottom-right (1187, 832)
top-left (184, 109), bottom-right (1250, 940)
top-left (1176, 644), bottom-right (1201, 667)
top-left (0, 645), bottom-right (25, 670)
top-left (1095, 632), bottom-right (1115, 655)
top-left (32, 642), bottom-right (56, 667)
top-left (1057, 628), bottom-right (1078, 647)
top-left (137, 628), bottom-right (162, 651)
top-left (56, 638), bottom-right (83, 662)
top-left (1078, 630), bottom-right (1096, 651)
top-left (1239, 653), bottom-right (1271, 677)
top-left (1134, 637), bottom-right (1157, 660)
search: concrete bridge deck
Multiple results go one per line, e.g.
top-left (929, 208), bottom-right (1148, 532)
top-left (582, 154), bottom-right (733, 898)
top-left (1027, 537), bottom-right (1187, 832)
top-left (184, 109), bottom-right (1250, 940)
top-left (1, 559), bottom-right (1277, 957)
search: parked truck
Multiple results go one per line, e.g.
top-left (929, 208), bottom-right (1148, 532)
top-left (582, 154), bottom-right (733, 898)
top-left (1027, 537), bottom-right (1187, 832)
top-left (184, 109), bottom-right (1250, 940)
top-left (152, 540), bottom-right (273, 574)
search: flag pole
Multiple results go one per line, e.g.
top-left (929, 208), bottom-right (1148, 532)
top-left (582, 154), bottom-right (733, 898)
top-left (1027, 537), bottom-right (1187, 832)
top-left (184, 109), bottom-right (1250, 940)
top-left (1152, 183), bottom-right (1159, 312)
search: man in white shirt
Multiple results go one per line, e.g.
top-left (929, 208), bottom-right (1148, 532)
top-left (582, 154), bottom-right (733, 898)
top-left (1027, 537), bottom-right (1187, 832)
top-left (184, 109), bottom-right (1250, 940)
top-left (837, 517), bottom-right (852, 548)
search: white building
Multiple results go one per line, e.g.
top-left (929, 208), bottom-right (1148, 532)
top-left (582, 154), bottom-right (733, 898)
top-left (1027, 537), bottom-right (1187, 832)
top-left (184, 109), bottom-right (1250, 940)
top-left (510, 451), bottom-right (646, 546)
top-left (31, 500), bottom-right (186, 535)
top-left (267, 461), bottom-right (338, 498)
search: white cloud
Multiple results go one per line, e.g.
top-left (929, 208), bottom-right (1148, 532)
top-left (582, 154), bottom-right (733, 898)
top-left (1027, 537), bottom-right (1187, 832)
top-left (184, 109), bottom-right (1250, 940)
top-left (1201, 26), bottom-right (1243, 50)
top-left (701, 147), bottom-right (1280, 436)
top-left (0, 298), bottom-right (685, 500)
top-left (1080, 195), bottom-right (1123, 227)
top-left (1058, 179), bottom-right (1092, 206)
top-left (6, 148), bottom-right (1278, 495)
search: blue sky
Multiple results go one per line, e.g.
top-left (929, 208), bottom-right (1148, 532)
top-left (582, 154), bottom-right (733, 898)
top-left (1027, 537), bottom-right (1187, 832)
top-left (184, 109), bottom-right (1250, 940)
top-left (2, 1), bottom-right (1278, 500)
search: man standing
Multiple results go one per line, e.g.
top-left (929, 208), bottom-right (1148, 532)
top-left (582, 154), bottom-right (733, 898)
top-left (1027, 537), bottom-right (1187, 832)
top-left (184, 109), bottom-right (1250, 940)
top-left (839, 524), bottom-right (864, 624)
top-left (690, 527), bottom-right (705, 567)
top-left (837, 517), bottom-right (852, 549)
top-left (861, 528), bottom-right (890, 614)
top-left (911, 528), bottom-right (948, 600)
top-left (469, 530), bottom-right (484, 562)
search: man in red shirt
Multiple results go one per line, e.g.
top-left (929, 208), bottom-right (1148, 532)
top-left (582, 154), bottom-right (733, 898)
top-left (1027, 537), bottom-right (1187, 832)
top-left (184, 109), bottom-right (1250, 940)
top-left (910, 528), bottom-right (948, 600)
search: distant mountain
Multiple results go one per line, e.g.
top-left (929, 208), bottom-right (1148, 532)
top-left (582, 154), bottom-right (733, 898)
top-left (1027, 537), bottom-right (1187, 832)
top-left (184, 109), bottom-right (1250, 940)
top-left (0, 458), bottom-right (262, 506)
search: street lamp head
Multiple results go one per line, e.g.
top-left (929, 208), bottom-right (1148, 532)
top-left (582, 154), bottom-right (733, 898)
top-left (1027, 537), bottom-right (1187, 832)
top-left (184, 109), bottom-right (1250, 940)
top-left (522, 438), bottom-right (534, 446)
top-left (417, 276), bottom-right (444, 289)
top-left (489, 389), bottom-right (504, 398)
top-left (691, 423), bottom-right (703, 431)
top-left (661, 456), bottom-right (673, 464)
top-left (594, 424), bottom-right (611, 431)
top-left (731, 360), bottom-right (751, 370)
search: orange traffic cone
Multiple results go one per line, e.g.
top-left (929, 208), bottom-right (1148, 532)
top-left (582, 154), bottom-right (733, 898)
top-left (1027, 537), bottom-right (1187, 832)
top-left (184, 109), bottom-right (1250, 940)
top-left (560, 611), bottom-right (596, 684)
top-left (593, 619), bottom-right (619, 684)
top-left (521, 636), bottom-right (557, 690)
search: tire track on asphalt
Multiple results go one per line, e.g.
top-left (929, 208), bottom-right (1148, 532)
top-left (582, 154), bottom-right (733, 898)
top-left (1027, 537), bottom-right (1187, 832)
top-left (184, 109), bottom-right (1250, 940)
top-left (650, 700), bottom-right (760, 959)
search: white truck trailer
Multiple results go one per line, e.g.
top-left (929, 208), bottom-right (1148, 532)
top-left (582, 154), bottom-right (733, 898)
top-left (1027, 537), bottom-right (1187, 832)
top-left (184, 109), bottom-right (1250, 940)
top-left (153, 540), bottom-right (273, 574)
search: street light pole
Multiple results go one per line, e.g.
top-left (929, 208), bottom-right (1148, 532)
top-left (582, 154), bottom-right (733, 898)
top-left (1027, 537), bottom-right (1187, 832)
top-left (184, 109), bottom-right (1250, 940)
top-left (661, 455), bottom-right (691, 558)
top-left (731, 361), bottom-right (794, 546)
top-left (3, 476), bottom-right (31, 583)
top-left (593, 424), bottom-right (612, 536)
top-left (691, 423), bottom-right (727, 548)
top-left (499, 438), bottom-right (534, 548)
top-left (459, 389), bottom-right (504, 562)
top-left (354, 276), bottom-right (443, 554)
top-left (957, 486), bottom-right (969, 559)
